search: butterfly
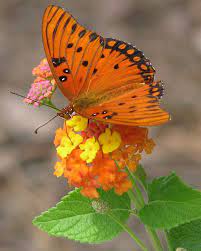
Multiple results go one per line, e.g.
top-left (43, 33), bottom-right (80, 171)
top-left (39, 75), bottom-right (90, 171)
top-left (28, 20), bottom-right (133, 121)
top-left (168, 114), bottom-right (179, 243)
top-left (42, 5), bottom-right (170, 126)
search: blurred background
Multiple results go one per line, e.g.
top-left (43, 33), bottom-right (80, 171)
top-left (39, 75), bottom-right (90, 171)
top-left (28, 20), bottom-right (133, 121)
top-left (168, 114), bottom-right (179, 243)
top-left (0, 0), bottom-right (201, 250)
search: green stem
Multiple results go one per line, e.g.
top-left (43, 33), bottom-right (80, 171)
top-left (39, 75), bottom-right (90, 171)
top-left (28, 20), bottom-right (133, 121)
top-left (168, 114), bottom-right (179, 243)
top-left (126, 167), bottom-right (144, 207)
top-left (127, 190), bottom-right (141, 210)
top-left (128, 190), bottom-right (163, 251)
top-left (43, 99), bottom-right (61, 112)
top-left (145, 227), bottom-right (163, 251)
top-left (125, 167), bottom-right (163, 251)
top-left (108, 212), bottom-right (148, 251)
top-left (165, 230), bottom-right (172, 251)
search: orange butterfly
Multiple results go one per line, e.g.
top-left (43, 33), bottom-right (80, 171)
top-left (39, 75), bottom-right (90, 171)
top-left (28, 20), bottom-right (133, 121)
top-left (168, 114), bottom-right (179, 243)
top-left (42, 5), bottom-right (169, 126)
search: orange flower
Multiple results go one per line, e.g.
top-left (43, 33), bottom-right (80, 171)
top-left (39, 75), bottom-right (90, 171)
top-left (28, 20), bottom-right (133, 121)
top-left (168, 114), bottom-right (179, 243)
top-left (81, 187), bottom-right (99, 199)
top-left (113, 125), bottom-right (148, 145)
top-left (54, 160), bottom-right (66, 177)
top-left (93, 153), bottom-right (117, 191)
top-left (54, 128), bottom-right (66, 146)
top-left (144, 138), bottom-right (156, 154)
top-left (52, 115), bottom-right (156, 199)
top-left (114, 172), bottom-right (132, 195)
top-left (64, 150), bottom-right (100, 198)
top-left (32, 58), bottom-right (52, 78)
top-left (126, 153), bottom-right (141, 171)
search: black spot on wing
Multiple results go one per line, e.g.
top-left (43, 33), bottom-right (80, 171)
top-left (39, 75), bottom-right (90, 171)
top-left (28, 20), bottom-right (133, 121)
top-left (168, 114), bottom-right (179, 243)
top-left (82, 61), bottom-right (88, 67)
top-left (59, 76), bottom-right (67, 82)
top-left (103, 112), bottom-right (118, 120)
top-left (52, 57), bottom-right (66, 67)
top-left (149, 81), bottom-right (164, 99)
top-left (67, 43), bottom-right (73, 48)
top-left (71, 23), bottom-right (77, 33)
top-left (79, 30), bottom-right (86, 38)
top-left (104, 38), bottom-right (155, 83)
top-left (89, 32), bottom-right (98, 42)
top-left (63, 68), bottom-right (71, 74)
top-left (77, 47), bottom-right (82, 52)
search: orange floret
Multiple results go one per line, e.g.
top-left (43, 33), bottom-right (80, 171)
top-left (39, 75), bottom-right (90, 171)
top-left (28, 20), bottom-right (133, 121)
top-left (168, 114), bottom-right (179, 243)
top-left (113, 125), bottom-right (148, 145)
top-left (93, 153), bottom-right (117, 191)
top-left (54, 128), bottom-right (66, 146)
top-left (114, 172), bottom-right (132, 195)
top-left (144, 138), bottom-right (156, 154)
top-left (64, 150), bottom-right (100, 198)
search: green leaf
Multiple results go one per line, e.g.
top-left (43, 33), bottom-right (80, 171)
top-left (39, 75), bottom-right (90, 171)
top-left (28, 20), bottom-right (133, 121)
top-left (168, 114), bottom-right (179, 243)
top-left (167, 219), bottom-right (201, 251)
top-left (139, 173), bottom-right (201, 229)
top-left (33, 189), bottom-right (131, 243)
top-left (134, 165), bottom-right (147, 189)
top-left (139, 198), bottom-right (201, 229)
top-left (148, 172), bottom-right (201, 202)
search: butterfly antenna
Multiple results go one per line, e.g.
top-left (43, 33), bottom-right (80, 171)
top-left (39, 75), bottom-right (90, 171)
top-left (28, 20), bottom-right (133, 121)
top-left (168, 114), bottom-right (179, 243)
top-left (34, 114), bottom-right (59, 134)
top-left (10, 91), bottom-right (61, 112)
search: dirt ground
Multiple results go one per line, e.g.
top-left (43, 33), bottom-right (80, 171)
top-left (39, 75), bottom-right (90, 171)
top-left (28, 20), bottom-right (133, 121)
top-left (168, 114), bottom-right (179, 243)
top-left (0, 0), bottom-right (201, 250)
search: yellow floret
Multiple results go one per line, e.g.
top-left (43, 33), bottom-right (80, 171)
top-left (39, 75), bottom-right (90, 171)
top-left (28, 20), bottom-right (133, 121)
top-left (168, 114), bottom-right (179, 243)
top-left (54, 161), bottom-right (65, 177)
top-left (79, 137), bottom-right (100, 163)
top-left (56, 132), bottom-right (83, 158)
top-left (66, 115), bottom-right (88, 132)
top-left (98, 128), bottom-right (121, 154)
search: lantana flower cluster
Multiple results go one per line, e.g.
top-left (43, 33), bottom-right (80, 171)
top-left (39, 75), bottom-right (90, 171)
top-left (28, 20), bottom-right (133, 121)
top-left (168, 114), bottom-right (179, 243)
top-left (54, 117), bottom-right (155, 198)
top-left (25, 59), bottom-right (156, 199)
top-left (24, 58), bottom-right (56, 106)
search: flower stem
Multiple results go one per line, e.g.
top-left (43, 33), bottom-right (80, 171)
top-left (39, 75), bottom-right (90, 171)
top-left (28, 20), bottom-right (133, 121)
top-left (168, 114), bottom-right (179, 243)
top-left (108, 212), bottom-right (148, 251)
top-left (125, 167), bottom-right (163, 251)
top-left (145, 227), bottom-right (163, 251)
top-left (126, 167), bottom-right (145, 207)
top-left (43, 99), bottom-right (61, 112)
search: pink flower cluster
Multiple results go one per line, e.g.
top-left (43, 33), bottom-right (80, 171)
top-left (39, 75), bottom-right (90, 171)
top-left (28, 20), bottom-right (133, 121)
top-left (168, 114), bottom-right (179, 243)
top-left (24, 59), bottom-right (56, 107)
top-left (32, 58), bottom-right (52, 78)
top-left (24, 79), bottom-right (55, 107)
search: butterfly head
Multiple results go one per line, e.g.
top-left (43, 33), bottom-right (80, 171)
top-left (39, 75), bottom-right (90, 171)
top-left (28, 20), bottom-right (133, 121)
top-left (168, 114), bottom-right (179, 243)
top-left (57, 105), bottom-right (75, 120)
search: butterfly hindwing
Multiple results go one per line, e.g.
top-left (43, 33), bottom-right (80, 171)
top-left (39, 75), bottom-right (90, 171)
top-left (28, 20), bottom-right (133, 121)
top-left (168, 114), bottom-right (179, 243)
top-left (76, 81), bottom-right (169, 126)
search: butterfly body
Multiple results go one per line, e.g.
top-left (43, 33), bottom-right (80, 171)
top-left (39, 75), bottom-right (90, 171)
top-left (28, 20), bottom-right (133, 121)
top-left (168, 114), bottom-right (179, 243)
top-left (43, 5), bottom-right (170, 126)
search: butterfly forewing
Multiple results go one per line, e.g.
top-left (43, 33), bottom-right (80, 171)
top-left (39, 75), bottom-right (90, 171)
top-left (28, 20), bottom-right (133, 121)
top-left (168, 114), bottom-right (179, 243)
top-left (82, 38), bottom-right (155, 95)
top-left (42, 5), bottom-right (104, 101)
top-left (42, 5), bottom-right (170, 126)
